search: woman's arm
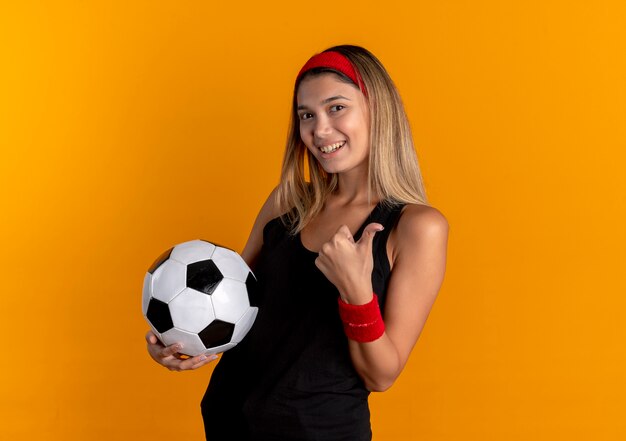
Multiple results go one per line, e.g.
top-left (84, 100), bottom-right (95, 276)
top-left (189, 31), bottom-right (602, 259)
top-left (349, 205), bottom-right (448, 391)
top-left (315, 204), bottom-right (449, 391)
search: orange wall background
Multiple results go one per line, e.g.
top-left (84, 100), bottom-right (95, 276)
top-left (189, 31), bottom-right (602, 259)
top-left (1, 1), bottom-right (625, 440)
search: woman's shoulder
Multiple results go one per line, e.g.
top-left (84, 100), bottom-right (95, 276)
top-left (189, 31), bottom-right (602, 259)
top-left (389, 203), bottom-right (449, 257)
top-left (397, 203), bottom-right (449, 233)
top-left (257, 186), bottom-right (284, 224)
top-left (256, 187), bottom-right (304, 239)
top-left (240, 187), bottom-right (285, 267)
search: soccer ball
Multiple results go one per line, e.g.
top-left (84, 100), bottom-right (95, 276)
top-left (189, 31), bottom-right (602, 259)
top-left (142, 239), bottom-right (258, 356)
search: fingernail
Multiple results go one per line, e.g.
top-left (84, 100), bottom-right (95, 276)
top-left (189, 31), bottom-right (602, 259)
top-left (174, 344), bottom-right (183, 351)
top-left (209, 355), bottom-right (219, 361)
top-left (198, 355), bottom-right (207, 361)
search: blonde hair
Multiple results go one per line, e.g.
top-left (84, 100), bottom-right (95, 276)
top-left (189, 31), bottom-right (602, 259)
top-left (277, 45), bottom-right (429, 234)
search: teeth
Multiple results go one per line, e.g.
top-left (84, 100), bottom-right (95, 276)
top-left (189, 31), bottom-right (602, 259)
top-left (319, 141), bottom-right (345, 153)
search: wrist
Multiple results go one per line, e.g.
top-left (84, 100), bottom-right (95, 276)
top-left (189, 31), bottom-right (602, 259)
top-left (339, 283), bottom-right (373, 305)
top-left (337, 293), bottom-right (385, 342)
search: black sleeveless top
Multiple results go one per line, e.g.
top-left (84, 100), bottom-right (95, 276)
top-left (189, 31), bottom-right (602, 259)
top-left (201, 201), bottom-right (405, 441)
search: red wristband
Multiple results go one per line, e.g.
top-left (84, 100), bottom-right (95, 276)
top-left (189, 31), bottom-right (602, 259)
top-left (337, 294), bottom-right (385, 342)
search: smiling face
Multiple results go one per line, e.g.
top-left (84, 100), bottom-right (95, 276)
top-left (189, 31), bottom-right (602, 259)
top-left (296, 73), bottom-right (370, 176)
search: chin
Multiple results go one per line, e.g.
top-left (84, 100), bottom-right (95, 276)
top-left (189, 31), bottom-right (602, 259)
top-left (319, 164), bottom-right (343, 174)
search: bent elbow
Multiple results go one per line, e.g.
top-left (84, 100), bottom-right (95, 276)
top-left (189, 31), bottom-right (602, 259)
top-left (360, 357), bottom-right (403, 392)
top-left (365, 377), bottom-right (396, 392)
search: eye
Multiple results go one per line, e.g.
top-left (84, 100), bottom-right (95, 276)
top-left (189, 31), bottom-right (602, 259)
top-left (330, 105), bottom-right (345, 112)
top-left (299, 112), bottom-right (313, 121)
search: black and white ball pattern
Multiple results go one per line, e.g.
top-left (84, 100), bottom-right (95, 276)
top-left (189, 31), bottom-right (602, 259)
top-left (142, 240), bottom-right (258, 356)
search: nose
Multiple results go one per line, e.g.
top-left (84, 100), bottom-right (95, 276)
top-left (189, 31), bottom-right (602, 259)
top-left (313, 114), bottom-right (332, 140)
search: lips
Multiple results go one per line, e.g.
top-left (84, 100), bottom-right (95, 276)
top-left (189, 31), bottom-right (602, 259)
top-left (318, 141), bottom-right (346, 154)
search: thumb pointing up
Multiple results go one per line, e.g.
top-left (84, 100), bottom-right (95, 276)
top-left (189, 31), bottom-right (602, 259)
top-left (357, 222), bottom-right (385, 253)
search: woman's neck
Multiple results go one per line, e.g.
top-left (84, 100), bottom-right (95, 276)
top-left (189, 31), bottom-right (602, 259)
top-left (332, 167), bottom-right (377, 207)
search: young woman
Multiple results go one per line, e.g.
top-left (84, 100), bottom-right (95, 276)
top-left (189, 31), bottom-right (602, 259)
top-left (146, 45), bottom-right (449, 440)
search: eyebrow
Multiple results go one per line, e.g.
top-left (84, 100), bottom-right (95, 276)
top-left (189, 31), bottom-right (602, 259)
top-left (297, 95), bottom-right (351, 111)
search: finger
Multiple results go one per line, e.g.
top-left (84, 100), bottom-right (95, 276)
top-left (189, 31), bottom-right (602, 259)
top-left (182, 353), bottom-right (219, 370)
top-left (335, 224), bottom-right (354, 242)
top-left (357, 222), bottom-right (384, 251)
top-left (192, 354), bottom-right (220, 369)
top-left (160, 343), bottom-right (184, 358)
top-left (314, 255), bottom-right (325, 271)
top-left (145, 330), bottom-right (158, 344)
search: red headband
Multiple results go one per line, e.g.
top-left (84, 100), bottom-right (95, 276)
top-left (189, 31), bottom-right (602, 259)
top-left (296, 51), bottom-right (368, 97)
